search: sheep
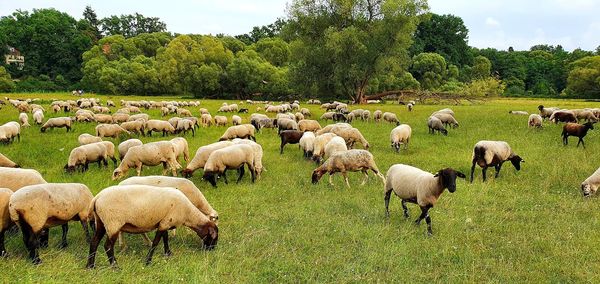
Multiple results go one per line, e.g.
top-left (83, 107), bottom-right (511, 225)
top-left (94, 114), bottom-right (113, 124)
top-left (86, 185), bottom-right (218, 268)
top-left (214, 115), bottom-right (228, 126)
top-left (295, 112), bottom-right (304, 122)
top-left (33, 110), bottom-right (44, 125)
top-left (41, 117), bottom-right (72, 133)
top-left (201, 113), bottom-right (213, 127)
top-left (362, 110), bottom-right (371, 121)
top-left (427, 116), bottom-right (448, 135)
top-left (383, 112), bottom-right (400, 125)
top-left (299, 131), bottom-right (316, 158)
top-left (170, 137), bottom-right (190, 164)
top-left (332, 113), bottom-right (348, 123)
top-left (384, 164), bottom-right (466, 235)
top-left (350, 109), bottom-right (365, 119)
top-left (550, 110), bottom-right (577, 123)
top-left (407, 103), bottom-right (414, 112)
top-left (300, 108), bottom-right (311, 117)
top-left (576, 110), bottom-right (599, 122)
top-left (51, 104), bottom-right (61, 113)
top-left (232, 115), bottom-right (242, 126)
top-left (121, 120), bottom-right (145, 136)
top-left (64, 142), bottom-right (110, 173)
top-left (219, 124), bottom-right (256, 141)
top-left (528, 114), bottom-right (543, 128)
top-left (320, 112), bottom-right (335, 121)
top-left (297, 120), bottom-right (322, 132)
top-left (0, 188), bottom-right (14, 256)
top-left (562, 122), bottom-right (594, 148)
top-left (432, 113), bottom-right (459, 128)
top-left (175, 119), bottom-right (195, 136)
top-left (117, 139), bottom-right (143, 160)
top-left (279, 130), bottom-right (304, 154)
top-left (168, 117), bottom-right (182, 128)
top-left (182, 141), bottom-right (234, 178)
top-left (316, 123), bottom-right (352, 136)
top-left (330, 127), bottom-right (369, 150)
top-left (128, 113), bottom-right (150, 122)
top-left (9, 183), bottom-right (93, 264)
top-left (432, 108), bottom-right (455, 117)
top-left (311, 149), bottom-right (386, 188)
top-left (581, 167), bottom-right (600, 197)
top-left (177, 108), bottom-right (192, 117)
top-left (0, 122), bottom-right (20, 143)
top-left (0, 153), bottom-right (19, 168)
top-left (146, 120), bottom-right (175, 136)
top-left (276, 118), bottom-right (298, 134)
top-left (509, 111), bottom-right (529, 115)
top-left (538, 105), bottom-right (560, 119)
top-left (324, 136), bottom-right (348, 159)
top-left (202, 144), bottom-right (256, 187)
top-left (96, 124), bottom-right (130, 138)
top-left (78, 133), bottom-right (103, 145)
top-left (160, 107), bottom-right (169, 117)
top-left (390, 124), bottom-right (411, 153)
top-left (0, 167), bottom-right (47, 191)
top-left (19, 113), bottom-right (30, 127)
top-left (470, 140), bottom-right (524, 182)
top-left (312, 133), bottom-right (338, 163)
top-left (106, 100), bottom-right (115, 107)
top-left (373, 110), bottom-right (383, 122)
top-left (112, 113), bottom-right (130, 123)
top-left (231, 139), bottom-right (265, 180)
top-left (112, 141), bottom-right (182, 180)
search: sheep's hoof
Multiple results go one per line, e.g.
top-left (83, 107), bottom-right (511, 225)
top-left (164, 251), bottom-right (172, 257)
top-left (0, 251), bottom-right (7, 258)
top-left (32, 258), bottom-right (42, 265)
top-left (59, 242), bottom-right (68, 249)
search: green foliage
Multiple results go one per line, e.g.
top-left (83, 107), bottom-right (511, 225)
top-left (251, 37), bottom-right (290, 67)
top-left (471, 55), bottom-right (492, 79)
top-left (15, 75), bottom-right (62, 92)
top-left (410, 13), bottom-right (472, 66)
top-left (0, 66), bottom-right (15, 92)
top-left (565, 56), bottom-right (600, 98)
top-left (100, 13), bottom-right (167, 38)
top-left (235, 18), bottom-right (287, 45)
top-left (463, 77), bottom-right (505, 97)
top-left (411, 52), bottom-right (447, 90)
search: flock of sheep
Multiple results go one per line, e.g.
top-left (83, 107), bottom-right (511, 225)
top-left (0, 96), bottom-right (598, 269)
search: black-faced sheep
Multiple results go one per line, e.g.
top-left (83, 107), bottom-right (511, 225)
top-left (0, 122), bottom-right (20, 143)
top-left (390, 124), bottom-right (411, 152)
top-left (470, 140), bottom-right (523, 182)
top-left (432, 113), bottom-right (459, 128)
top-left (112, 141), bottom-right (182, 180)
top-left (182, 141), bottom-right (234, 178)
top-left (581, 167), bottom-right (600, 197)
top-left (538, 105), bottom-right (559, 119)
top-left (202, 144), bottom-right (256, 187)
top-left (562, 122), bottom-right (594, 148)
top-left (311, 149), bottom-right (385, 188)
top-left (427, 116), bottom-right (448, 135)
top-left (528, 114), bottom-right (543, 128)
top-left (382, 112), bottom-right (400, 125)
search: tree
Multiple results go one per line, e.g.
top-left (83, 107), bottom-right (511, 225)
top-left (251, 37), bottom-right (290, 67)
top-left (235, 18), bottom-right (287, 45)
top-left (565, 56), bottom-right (600, 98)
top-left (471, 55), bottom-right (491, 79)
top-left (410, 13), bottom-right (472, 66)
top-left (0, 66), bottom-right (15, 92)
top-left (411, 52), bottom-right (447, 90)
top-left (287, 0), bottom-right (428, 103)
top-left (82, 5), bottom-right (101, 41)
top-left (100, 13), bottom-right (167, 38)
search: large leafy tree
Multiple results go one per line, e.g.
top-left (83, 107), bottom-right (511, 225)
top-left (565, 56), bottom-right (600, 98)
top-left (82, 5), bottom-right (102, 42)
top-left (100, 13), bottom-right (167, 38)
top-left (235, 18), bottom-right (287, 45)
top-left (287, 0), bottom-right (428, 103)
top-left (411, 52), bottom-right (447, 90)
top-left (0, 66), bottom-right (16, 92)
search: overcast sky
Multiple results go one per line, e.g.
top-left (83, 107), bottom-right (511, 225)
top-left (1, 0), bottom-right (598, 51)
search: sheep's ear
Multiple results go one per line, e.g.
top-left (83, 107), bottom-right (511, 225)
top-left (456, 172), bottom-right (466, 179)
top-left (433, 173), bottom-right (440, 177)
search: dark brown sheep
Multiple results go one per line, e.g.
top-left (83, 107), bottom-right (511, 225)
top-left (562, 122), bottom-right (594, 148)
top-left (279, 130), bottom-right (304, 154)
top-left (550, 110), bottom-right (577, 123)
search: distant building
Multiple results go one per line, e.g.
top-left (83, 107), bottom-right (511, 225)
top-left (5, 46), bottom-right (24, 70)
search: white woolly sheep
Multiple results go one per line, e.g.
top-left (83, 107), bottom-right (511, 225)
top-left (509, 111), bottom-right (529, 115)
top-left (311, 149), bottom-right (386, 188)
top-left (117, 139), bottom-right (143, 160)
top-left (295, 112), bottom-right (304, 122)
top-left (576, 110), bottom-right (599, 122)
top-left (0, 153), bottom-right (19, 168)
top-left (362, 110), bottom-right (371, 121)
top-left (383, 112), bottom-right (400, 125)
top-left (181, 141), bottom-right (234, 178)
top-left (96, 124), bottom-right (130, 138)
top-left (433, 108), bottom-right (455, 117)
top-left (78, 133), bottom-right (103, 145)
top-left (470, 140), bottom-right (523, 183)
top-left (170, 137), bottom-right (190, 164)
top-left (146, 120), bottom-right (175, 136)
top-left (175, 119), bottom-right (195, 136)
top-left (312, 133), bottom-right (338, 163)
top-left (232, 138), bottom-right (265, 180)
top-left (0, 167), bottom-right (47, 191)
top-left (19, 113), bottom-right (30, 127)
top-left (432, 113), bottom-right (459, 128)
top-left (86, 185), bottom-right (218, 268)
top-left (320, 112), bottom-right (335, 121)
top-left (324, 136), bottom-right (348, 159)
top-left (112, 141), bottom-right (182, 180)
top-left (201, 113), bottom-right (213, 127)
top-left (128, 113), bottom-right (149, 122)
top-left (316, 123), bottom-right (351, 136)
top-left (0, 121), bottom-right (20, 143)
top-left (120, 120), bottom-right (145, 136)
top-left (581, 167), bottom-right (600, 197)
top-left (298, 120), bottom-right (322, 132)
top-left (214, 115), bottom-right (228, 126)
top-left (33, 110), bottom-right (44, 125)
top-left (9, 183), bottom-right (93, 264)
top-left (112, 113), bottom-right (130, 123)
top-left (300, 108), bottom-right (311, 117)
top-left (538, 105), bottom-right (560, 119)
top-left (94, 114), bottom-right (113, 124)
top-left (384, 164), bottom-right (466, 235)
top-left (41, 117), bottom-right (71, 132)
top-left (168, 117), bottom-right (182, 128)
top-left (64, 142), bottom-right (110, 173)
top-left (373, 110), bottom-right (383, 122)
top-left (276, 118), bottom-right (298, 134)
top-left (299, 131), bottom-right (316, 158)
top-left (330, 126), bottom-right (369, 150)
top-left (0, 188), bottom-right (13, 256)
top-left (219, 124), bottom-right (256, 141)
top-left (528, 114), bottom-right (543, 128)
top-left (390, 124), bottom-right (411, 152)
top-left (232, 115), bottom-right (242, 126)
top-left (202, 144), bottom-right (257, 187)
top-left (427, 116), bottom-right (447, 135)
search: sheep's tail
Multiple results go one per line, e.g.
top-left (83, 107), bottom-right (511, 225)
top-left (87, 196), bottom-right (98, 223)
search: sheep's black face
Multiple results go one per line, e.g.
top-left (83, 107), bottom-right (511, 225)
top-left (510, 155), bottom-right (523, 171)
top-left (181, 169), bottom-right (194, 178)
top-left (64, 164), bottom-right (76, 174)
top-left (441, 129), bottom-right (448, 136)
top-left (197, 223), bottom-right (219, 250)
top-left (311, 170), bottom-right (323, 184)
top-left (584, 122), bottom-right (594, 130)
top-left (203, 172), bottom-right (218, 187)
top-left (435, 168), bottom-right (466, 193)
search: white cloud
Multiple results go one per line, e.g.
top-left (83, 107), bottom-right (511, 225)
top-left (485, 17), bottom-right (500, 28)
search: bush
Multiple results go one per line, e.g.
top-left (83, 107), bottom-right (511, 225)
top-left (0, 66), bottom-right (16, 92)
top-left (15, 76), bottom-right (60, 92)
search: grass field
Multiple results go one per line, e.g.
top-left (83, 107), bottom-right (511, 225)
top-left (0, 93), bottom-right (599, 282)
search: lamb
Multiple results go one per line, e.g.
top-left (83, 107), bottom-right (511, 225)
top-left (312, 133), bottom-right (338, 163)
top-left (427, 116), bottom-right (448, 135)
top-left (432, 113), bottom-right (459, 128)
top-left (112, 141), bottom-right (182, 180)
top-left (298, 120), bottom-right (322, 132)
top-left (528, 114), bottom-right (543, 128)
top-left (311, 149), bottom-right (386, 188)
top-left (509, 111), bottom-right (529, 115)
top-left (118, 139), bottom-right (143, 160)
top-left (384, 164), bottom-right (466, 235)
top-left (78, 133), bottom-right (103, 145)
top-left (383, 112), bottom-right (400, 125)
top-left (550, 110), bottom-right (577, 123)
top-left (64, 142), bottom-right (109, 173)
top-left (390, 124), bottom-right (412, 152)
top-left (562, 122), bottom-right (594, 148)
top-left (373, 110), bottom-right (383, 122)
top-left (170, 137), bottom-right (190, 164)
top-left (0, 167), bottom-right (47, 191)
top-left (218, 124), bottom-right (256, 141)
top-left (214, 115), bottom-right (228, 126)
top-left (202, 144), bottom-right (256, 187)
top-left (86, 185), bottom-right (218, 268)
top-left (9, 183), bottom-right (93, 264)
top-left (538, 105), bottom-right (560, 119)
top-left (33, 110), bottom-right (44, 125)
top-left (581, 167), bottom-right (600, 197)
top-left (330, 127), bottom-right (369, 149)
top-left (407, 103), bottom-right (414, 112)
top-left (279, 130), bottom-right (304, 154)
top-left (41, 117), bottom-right (72, 133)
top-left (0, 188), bottom-right (14, 256)
top-left (299, 131), bottom-right (316, 158)
top-left (175, 119), bottom-right (195, 136)
top-left (0, 153), bottom-right (19, 168)
top-left (231, 139), bottom-right (265, 180)
top-left (232, 115), bottom-right (242, 126)
top-left (0, 122), bottom-right (20, 143)
top-left (145, 119), bottom-right (175, 136)
top-left (201, 113), bottom-right (213, 127)
top-left (181, 141), bottom-right (234, 178)
top-left (19, 113), bottom-right (30, 127)
top-left (470, 140), bottom-right (524, 182)
top-left (120, 120), bottom-right (145, 136)
top-left (323, 136), bottom-right (348, 159)
top-left (96, 124), bottom-right (130, 138)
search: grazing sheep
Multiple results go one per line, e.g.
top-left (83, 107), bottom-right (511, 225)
top-left (170, 137), bottom-right (190, 164)
top-left (312, 133), bottom-right (338, 163)
top-left (279, 130), bottom-right (304, 154)
top-left (0, 188), bottom-right (14, 256)
top-left (9, 183), bottom-right (93, 264)
top-left (78, 133), bottom-right (103, 145)
top-left (168, 117), bottom-right (182, 128)
top-left (117, 139), bottom-right (143, 160)
top-left (232, 115), bottom-right (242, 126)
top-left (320, 112), bottom-right (335, 121)
top-left (311, 149), bottom-right (386, 188)
top-left (33, 110), bottom-right (44, 125)
top-left (19, 113), bottom-right (30, 127)
top-left (231, 139), bottom-right (265, 180)
top-left (432, 113), bottom-right (459, 128)
top-left (175, 119), bottom-right (195, 136)
top-left (362, 110), bottom-right (371, 121)
top-left (427, 116), bottom-right (448, 135)
top-left (332, 113), bottom-right (348, 123)
top-left (0, 122), bottom-right (20, 143)
top-left (128, 113), bottom-right (149, 122)
top-left (106, 100), bottom-right (115, 107)
top-left (298, 120), bottom-right (322, 132)
top-left (64, 142), bottom-right (111, 173)
top-left (112, 113), bottom-right (130, 123)
top-left (383, 112), bottom-right (400, 125)
top-left (528, 114), bottom-right (543, 128)
top-left (373, 110), bottom-right (383, 122)
top-left (509, 111), bottom-right (529, 115)
top-left (390, 124), bottom-right (411, 152)
top-left (86, 185), bottom-right (218, 268)
top-left (214, 115), bottom-right (228, 126)
top-left (294, 112), bottom-right (304, 122)
top-left (330, 127), bottom-right (369, 149)
top-left (182, 141), bottom-right (234, 178)
top-left (562, 122), bottom-right (594, 148)
top-left (94, 114), bottom-right (113, 124)
top-left (324, 136), bottom-right (348, 159)
top-left (581, 167), bottom-right (600, 197)
top-left (538, 105), bottom-right (560, 119)
top-left (96, 124), bottom-right (130, 138)
top-left (384, 164), bottom-right (466, 235)
top-left (300, 108), bottom-right (311, 117)
top-left (576, 110), bottom-right (599, 122)
top-left (203, 144), bottom-right (256, 187)
top-left (112, 141), bottom-right (182, 180)
top-left (316, 123), bottom-right (352, 136)
top-left (177, 108), bottom-right (192, 117)
top-left (121, 120), bottom-right (145, 136)
top-left (201, 113), bottom-right (213, 127)
top-left (219, 124), bottom-right (256, 141)
top-left (470, 140), bottom-right (524, 182)
top-left (41, 117), bottom-right (72, 133)
top-left (550, 110), bottom-right (577, 123)
top-left (0, 153), bottom-right (19, 168)
top-left (0, 167), bottom-right (46, 191)
top-left (407, 103), bottom-right (414, 112)
top-left (299, 131), bottom-right (316, 158)
top-left (432, 108), bottom-right (455, 117)
top-left (146, 120), bottom-right (175, 136)
top-left (160, 107), bottom-right (169, 117)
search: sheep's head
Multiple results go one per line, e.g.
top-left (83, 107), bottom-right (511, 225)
top-left (509, 155), bottom-right (524, 171)
top-left (434, 168), bottom-right (466, 193)
top-left (538, 105), bottom-right (544, 111)
top-left (181, 168), bottom-right (194, 178)
top-left (440, 129), bottom-right (448, 136)
top-left (64, 164), bottom-right (76, 174)
top-left (111, 168), bottom-right (125, 180)
top-left (203, 171), bottom-right (218, 187)
top-left (584, 122), bottom-right (595, 130)
top-left (582, 183), bottom-right (597, 197)
top-left (311, 168), bottom-right (326, 184)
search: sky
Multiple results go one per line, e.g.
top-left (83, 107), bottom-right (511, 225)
top-left (0, 0), bottom-right (598, 51)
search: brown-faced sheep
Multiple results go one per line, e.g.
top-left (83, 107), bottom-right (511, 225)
top-left (373, 110), bottom-right (383, 122)
top-left (214, 115), bottom-right (228, 126)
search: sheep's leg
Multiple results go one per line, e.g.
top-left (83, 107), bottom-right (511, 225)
top-left (249, 164), bottom-right (256, 183)
top-left (161, 162), bottom-right (168, 176)
top-left (162, 232), bottom-right (171, 256)
top-left (142, 233), bottom-right (152, 246)
top-left (415, 205), bottom-right (431, 229)
top-left (578, 137), bottom-right (585, 148)
top-left (328, 173), bottom-right (334, 186)
top-left (0, 229), bottom-right (6, 257)
top-left (401, 200), bottom-right (410, 218)
top-left (39, 228), bottom-right (49, 248)
top-left (145, 230), bottom-right (166, 265)
top-left (19, 220), bottom-right (41, 264)
top-left (482, 167), bottom-right (488, 182)
top-left (373, 169), bottom-right (386, 184)
top-left (222, 170), bottom-right (229, 184)
top-left (236, 166), bottom-right (245, 183)
top-left (425, 210), bottom-right (433, 236)
top-left (495, 163), bottom-right (503, 178)
top-left (58, 224), bottom-right (69, 248)
top-left (104, 233), bottom-right (119, 266)
top-left (342, 172), bottom-right (350, 188)
top-left (117, 232), bottom-right (127, 251)
top-left (111, 157), bottom-right (117, 167)
top-left (81, 220), bottom-right (91, 244)
top-left (280, 140), bottom-right (286, 154)
top-left (470, 161), bottom-right (476, 183)
top-left (136, 163), bottom-right (143, 176)
top-left (384, 190), bottom-right (392, 218)
top-left (361, 170), bottom-right (369, 185)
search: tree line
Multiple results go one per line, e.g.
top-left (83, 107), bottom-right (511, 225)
top-left (0, 1), bottom-right (599, 101)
